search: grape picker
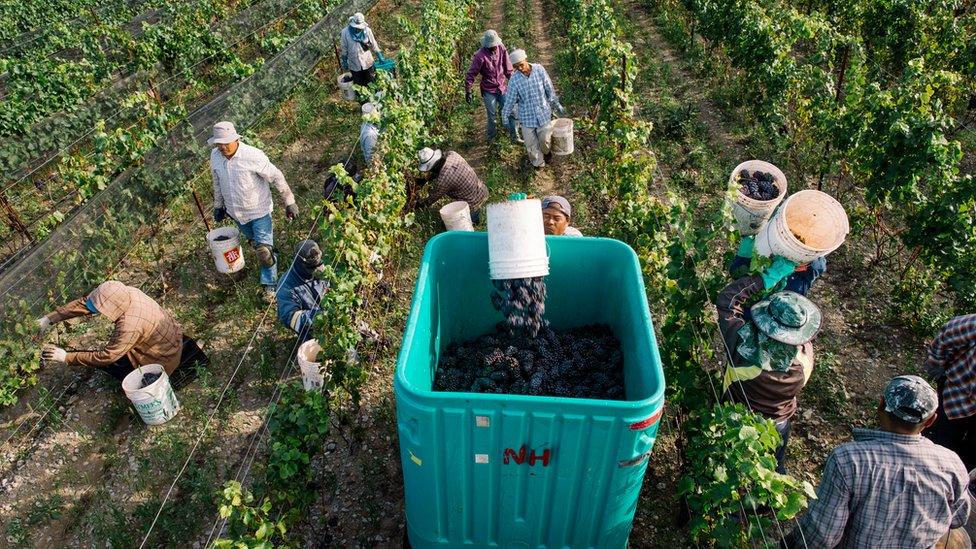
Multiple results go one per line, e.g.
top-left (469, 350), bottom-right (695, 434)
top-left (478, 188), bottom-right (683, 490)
top-left (37, 281), bottom-right (208, 387)
top-left (340, 12), bottom-right (383, 88)
top-left (465, 29), bottom-right (518, 143)
top-left (276, 240), bottom-right (329, 343)
top-left (360, 102), bottom-right (381, 165)
top-left (730, 235), bottom-right (826, 297)
top-left (541, 196), bottom-right (582, 237)
top-left (501, 49), bottom-right (565, 169)
top-left (413, 147), bottom-right (488, 224)
top-left (209, 121), bottom-right (299, 302)
top-left (922, 313), bottom-right (976, 470)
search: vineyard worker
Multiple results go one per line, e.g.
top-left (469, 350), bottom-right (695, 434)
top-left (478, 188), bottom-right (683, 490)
top-left (730, 236), bottom-right (826, 296)
top-left (783, 375), bottom-right (972, 549)
top-left (37, 281), bottom-right (208, 387)
top-left (276, 240), bottom-right (329, 343)
top-left (209, 121), bottom-right (298, 302)
top-left (923, 314), bottom-right (976, 470)
top-left (415, 147), bottom-right (488, 223)
top-left (716, 270), bottom-right (820, 474)
top-left (541, 196), bottom-right (582, 236)
top-left (340, 12), bottom-right (382, 88)
top-left (465, 29), bottom-right (518, 142)
top-left (501, 49), bottom-right (565, 169)
top-left (360, 102), bottom-right (381, 165)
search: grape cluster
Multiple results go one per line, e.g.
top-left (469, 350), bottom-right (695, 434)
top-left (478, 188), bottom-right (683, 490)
top-left (490, 276), bottom-right (548, 337)
top-left (141, 372), bottom-right (161, 388)
top-left (433, 324), bottom-right (626, 400)
top-left (738, 169), bottom-right (779, 201)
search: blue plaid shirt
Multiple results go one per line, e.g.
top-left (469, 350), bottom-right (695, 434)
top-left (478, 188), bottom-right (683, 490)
top-left (501, 64), bottom-right (558, 129)
top-left (926, 314), bottom-right (976, 420)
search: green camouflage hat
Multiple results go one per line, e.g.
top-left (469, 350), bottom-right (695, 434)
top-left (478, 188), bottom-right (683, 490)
top-left (750, 291), bottom-right (822, 346)
top-left (883, 375), bottom-right (938, 424)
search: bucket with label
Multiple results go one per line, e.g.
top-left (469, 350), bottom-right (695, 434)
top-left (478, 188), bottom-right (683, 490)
top-left (297, 339), bottom-right (327, 392)
top-left (487, 198), bottom-right (549, 280)
top-left (551, 118), bottom-right (574, 156)
top-left (207, 226), bottom-right (245, 274)
top-left (337, 73), bottom-right (357, 101)
top-left (122, 364), bottom-right (180, 426)
top-left (755, 189), bottom-right (850, 264)
top-left (439, 201), bottom-right (475, 232)
top-left (730, 160), bottom-right (788, 236)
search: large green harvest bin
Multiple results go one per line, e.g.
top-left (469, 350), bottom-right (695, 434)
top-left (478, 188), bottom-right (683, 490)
top-left (394, 232), bottom-right (666, 548)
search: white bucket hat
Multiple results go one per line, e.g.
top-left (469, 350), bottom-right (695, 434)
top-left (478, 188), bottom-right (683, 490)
top-left (348, 12), bottom-right (367, 29)
top-left (361, 102), bottom-right (379, 116)
top-left (208, 121), bottom-right (240, 145)
top-left (418, 147), bottom-right (443, 172)
top-left (509, 48), bottom-right (527, 66)
top-left (481, 30), bottom-right (502, 48)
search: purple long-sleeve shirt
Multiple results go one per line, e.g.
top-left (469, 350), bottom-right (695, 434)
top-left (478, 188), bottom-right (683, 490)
top-left (465, 45), bottom-right (513, 95)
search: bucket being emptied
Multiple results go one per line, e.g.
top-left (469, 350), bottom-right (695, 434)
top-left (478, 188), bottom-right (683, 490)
top-left (755, 189), bottom-right (850, 264)
top-left (551, 118), bottom-right (574, 156)
top-left (337, 73), bottom-right (357, 101)
top-left (439, 201), bottom-right (475, 232)
top-left (122, 364), bottom-right (180, 426)
top-left (487, 198), bottom-right (549, 280)
top-left (729, 160), bottom-right (788, 236)
top-left (207, 226), bottom-right (245, 274)
top-left (297, 339), bottom-right (327, 392)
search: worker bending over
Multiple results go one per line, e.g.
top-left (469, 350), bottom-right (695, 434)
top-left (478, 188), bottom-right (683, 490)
top-left (924, 313), bottom-right (976, 470)
top-left (415, 147), bottom-right (488, 224)
top-left (38, 281), bottom-right (207, 386)
top-left (277, 240), bottom-right (329, 343)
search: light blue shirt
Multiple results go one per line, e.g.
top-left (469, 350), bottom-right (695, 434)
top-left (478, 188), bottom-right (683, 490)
top-left (360, 122), bottom-right (379, 163)
top-left (502, 64), bottom-right (558, 129)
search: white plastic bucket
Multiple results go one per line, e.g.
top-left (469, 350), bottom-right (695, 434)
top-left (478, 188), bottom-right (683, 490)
top-left (439, 201), bottom-right (475, 232)
top-left (121, 364), bottom-right (180, 426)
top-left (297, 339), bottom-right (327, 392)
top-left (729, 160), bottom-right (788, 236)
top-left (755, 189), bottom-right (850, 264)
top-left (551, 118), bottom-right (574, 156)
top-left (487, 199), bottom-right (549, 280)
top-left (207, 226), bottom-right (245, 274)
top-left (337, 73), bottom-right (357, 101)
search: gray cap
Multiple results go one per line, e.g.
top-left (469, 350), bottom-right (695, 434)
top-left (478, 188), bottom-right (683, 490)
top-left (883, 375), bottom-right (938, 424)
top-left (481, 29), bottom-right (502, 48)
top-left (296, 240), bottom-right (323, 269)
top-left (541, 195), bottom-right (571, 218)
top-left (208, 121), bottom-right (240, 145)
top-left (509, 49), bottom-right (527, 66)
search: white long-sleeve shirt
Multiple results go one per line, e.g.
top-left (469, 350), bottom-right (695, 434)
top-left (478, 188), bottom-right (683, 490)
top-left (210, 143), bottom-right (295, 224)
top-left (340, 25), bottom-right (380, 72)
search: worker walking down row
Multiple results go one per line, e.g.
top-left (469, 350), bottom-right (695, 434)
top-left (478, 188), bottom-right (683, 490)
top-left (209, 121), bottom-right (298, 302)
top-left (502, 49), bottom-right (565, 169)
top-left (465, 29), bottom-right (518, 142)
top-left (38, 281), bottom-right (208, 387)
top-left (341, 12), bottom-right (382, 88)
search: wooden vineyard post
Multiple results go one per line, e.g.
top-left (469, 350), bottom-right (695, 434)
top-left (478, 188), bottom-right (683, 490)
top-left (0, 193), bottom-right (33, 243)
top-left (333, 39), bottom-right (342, 70)
top-left (192, 191), bottom-right (213, 233)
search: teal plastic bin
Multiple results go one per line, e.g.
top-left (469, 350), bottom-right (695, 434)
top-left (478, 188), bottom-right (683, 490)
top-left (394, 232), bottom-right (666, 548)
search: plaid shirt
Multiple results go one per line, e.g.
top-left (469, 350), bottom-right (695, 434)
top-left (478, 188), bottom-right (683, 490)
top-left (786, 428), bottom-right (971, 548)
top-left (418, 151), bottom-right (487, 210)
top-left (925, 314), bottom-right (976, 420)
top-left (211, 143), bottom-right (295, 225)
top-left (501, 64), bottom-right (558, 129)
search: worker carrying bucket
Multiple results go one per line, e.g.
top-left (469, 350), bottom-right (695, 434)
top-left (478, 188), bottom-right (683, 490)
top-left (37, 281), bottom-right (209, 390)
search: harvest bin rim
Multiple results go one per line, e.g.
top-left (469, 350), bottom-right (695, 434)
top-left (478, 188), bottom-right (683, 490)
top-left (395, 231), bottom-right (666, 414)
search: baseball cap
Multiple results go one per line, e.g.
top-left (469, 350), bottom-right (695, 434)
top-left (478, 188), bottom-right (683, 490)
top-left (541, 196), bottom-right (571, 218)
top-left (883, 375), bottom-right (938, 424)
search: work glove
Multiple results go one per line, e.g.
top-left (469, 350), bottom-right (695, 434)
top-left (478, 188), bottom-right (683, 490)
top-left (760, 256), bottom-right (799, 291)
top-left (285, 203), bottom-right (299, 220)
top-left (552, 102), bottom-right (566, 116)
top-left (736, 236), bottom-right (755, 258)
top-left (213, 207), bottom-right (226, 222)
top-left (41, 345), bottom-right (67, 362)
top-left (37, 316), bottom-right (52, 334)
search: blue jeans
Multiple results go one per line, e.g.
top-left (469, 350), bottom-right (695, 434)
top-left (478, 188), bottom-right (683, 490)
top-left (236, 213), bottom-right (277, 287)
top-left (774, 419), bottom-right (791, 474)
top-left (482, 91), bottom-right (517, 141)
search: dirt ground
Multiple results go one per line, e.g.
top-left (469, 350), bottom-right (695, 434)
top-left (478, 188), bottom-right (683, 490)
top-left (0, 0), bottom-right (963, 546)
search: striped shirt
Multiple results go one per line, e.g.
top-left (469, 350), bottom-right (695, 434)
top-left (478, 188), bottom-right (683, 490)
top-left (786, 428), bottom-right (970, 548)
top-left (501, 63), bottom-right (558, 129)
top-left (418, 151), bottom-right (487, 210)
top-left (211, 143), bottom-right (295, 225)
top-left (925, 314), bottom-right (976, 419)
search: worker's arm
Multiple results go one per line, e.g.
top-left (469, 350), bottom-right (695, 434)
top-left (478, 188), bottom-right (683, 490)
top-left (925, 314), bottom-right (976, 379)
top-left (45, 298), bottom-right (93, 324)
top-left (211, 164), bottom-right (224, 210)
top-left (255, 155), bottom-right (296, 208)
top-left (949, 468), bottom-right (972, 529)
top-left (65, 319), bottom-right (139, 367)
top-left (367, 28), bottom-right (381, 54)
top-left (783, 452), bottom-right (850, 548)
top-left (339, 30), bottom-right (349, 70)
top-left (417, 178), bottom-right (446, 209)
top-left (502, 46), bottom-right (514, 80)
top-left (500, 84), bottom-right (518, 121)
top-left (465, 53), bottom-right (483, 94)
top-left (540, 65), bottom-right (562, 112)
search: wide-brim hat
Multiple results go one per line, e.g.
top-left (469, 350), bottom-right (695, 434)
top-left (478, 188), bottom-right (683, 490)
top-left (208, 121), bottom-right (240, 145)
top-left (349, 12), bottom-right (367, 29)
top-left (509, 48), bottom-right (527, 66)
top-left (481, 29), bottom-right (502, 48)
top-left (750, 291), bottom-right (822, 346)
top-left (418, 147), bottom-right (442, 172)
